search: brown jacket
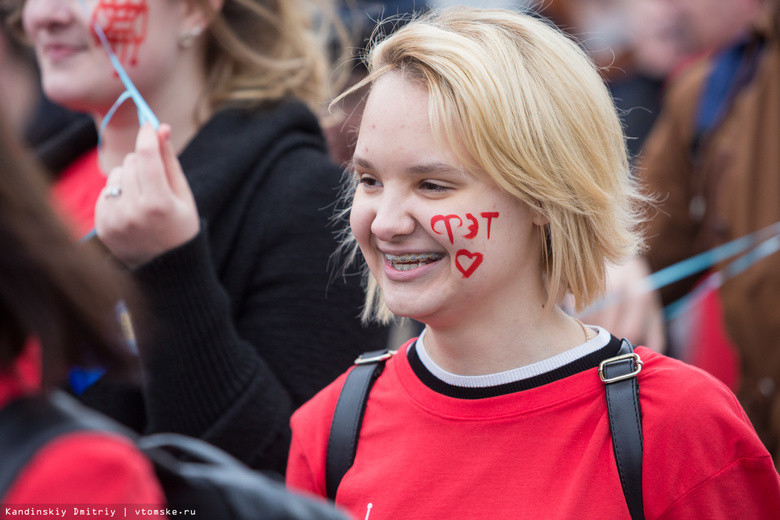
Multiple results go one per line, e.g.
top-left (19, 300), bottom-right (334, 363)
top-left (639, 2), bottom-right (780, 466)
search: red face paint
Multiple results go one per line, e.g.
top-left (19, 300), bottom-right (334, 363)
top-left (431, 214), bottom-right (462, 245)
top-left (480, 212), bottom-right (499, 239)
top-left (463, 213), bottom-right (479, 239)
top-left (432, 212), bottom-right (500, 241)
top-left (433, 212), bottom-right (501, 277)
top-left (91, 0), bottom-right (149, 67)
top-left (455, 249), bottom-right (484, 278)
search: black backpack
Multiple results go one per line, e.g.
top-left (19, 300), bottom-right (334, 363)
top-left (326, 339), bottom-right (645, 520)
top-left (0, 390), bottom-right (347, 520)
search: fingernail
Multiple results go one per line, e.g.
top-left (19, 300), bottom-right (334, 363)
top-left (158, 124), bottom-right (171, 141)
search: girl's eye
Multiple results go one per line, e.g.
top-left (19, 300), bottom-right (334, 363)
top-left (358, 176), bottom-right (381, 188)
top-left (420, 181), bottom-right (448, 193)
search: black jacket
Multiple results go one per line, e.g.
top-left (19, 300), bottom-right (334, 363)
top-left (40, 102), bottom-right (387, 474)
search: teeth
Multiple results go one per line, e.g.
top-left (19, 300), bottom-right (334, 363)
top-left (384, 253), bottom-right (445, 262)
top-left (384, 252), bottom-right (445, 271)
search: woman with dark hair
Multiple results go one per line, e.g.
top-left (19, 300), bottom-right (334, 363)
top-left (0, 116), bottom-right (164, 506)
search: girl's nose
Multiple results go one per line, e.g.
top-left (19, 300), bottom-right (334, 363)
top-left (370, 194), bottom-right (417, 242)
top-left (23, 0), bottom-right (78, 32)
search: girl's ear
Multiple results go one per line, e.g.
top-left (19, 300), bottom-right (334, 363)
top-left (531, 204), bottom-right (549, 227)
top-left (180, 0), bottom-right (224, 32)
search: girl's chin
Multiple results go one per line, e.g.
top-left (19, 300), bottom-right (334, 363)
top-left (43, 77), bottom-right (122, 113)
top-left (42, 88), bottom-right (95, 113)
top-left (382, 294), bottom-right (436, 323)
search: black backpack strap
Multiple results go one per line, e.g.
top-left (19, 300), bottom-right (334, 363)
top-left (325, 341), bottom-right (646, 518)
top-left (326, 349), bottom-right (394, 500)
top-left (599, 339), bottom-right (645, 520)
top-left (0, 394), bottom-right (86, 499)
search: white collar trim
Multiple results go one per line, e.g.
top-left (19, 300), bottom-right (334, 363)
top-left (413, 326), bottom-right (610, 388)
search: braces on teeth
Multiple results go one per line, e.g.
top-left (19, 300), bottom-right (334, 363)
top-left (385, 253), bottom-right (445, 270)
top-left (385, 253), bottom-right (445, 262)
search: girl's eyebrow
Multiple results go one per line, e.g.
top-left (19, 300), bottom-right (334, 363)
top-left (351, 155), bottom-right (372, 170)
top-left (352, 155), bottom-right (459, 176)
top-left (407, 161), bottom-right (459, 176)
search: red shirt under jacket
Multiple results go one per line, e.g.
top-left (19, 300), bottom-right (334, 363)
top-left (50, 148), bottom-right (103, 238)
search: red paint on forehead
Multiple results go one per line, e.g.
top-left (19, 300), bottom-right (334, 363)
top-left (91, 0), bottom-right (149, 66)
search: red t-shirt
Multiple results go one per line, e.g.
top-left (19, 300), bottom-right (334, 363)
top-left (288, 343), bottom-right (780, 520)
top-left (50, 148), bottom-right (104, 239)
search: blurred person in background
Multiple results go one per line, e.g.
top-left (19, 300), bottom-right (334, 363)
top-left (534, 0), bottom-right (763, 358)
top-left (7, 0), bottom-right (388, 475)
top-left (0, 0), bottom-right (84, 147)
top-left (0, 111), bottom-right (165, 507)
top-left (638, 0), bottom-right (780, 468)
top-left (536, 0), bottom-right (761, 160)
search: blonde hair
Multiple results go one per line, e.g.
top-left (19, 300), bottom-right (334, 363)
top-left (194, 0), bottom-right (339, 112)
top-left (338, 7), bottom-right (648, 324)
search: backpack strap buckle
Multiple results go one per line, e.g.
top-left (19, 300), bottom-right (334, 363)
top-left (599, 353), bottom-right (643, 384)
top-left (354, 350), bottom-right (396, 365)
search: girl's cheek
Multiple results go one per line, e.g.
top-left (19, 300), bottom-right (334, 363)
top-left (91, 0), bottom-right (149, 67)
top-left (430, 211), bottom-right (501, 279)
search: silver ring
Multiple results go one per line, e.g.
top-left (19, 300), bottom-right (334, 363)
top-left (104, 185), bottom-right (122, 198)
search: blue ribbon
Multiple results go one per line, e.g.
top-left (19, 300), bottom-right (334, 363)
top-left (577, 220), bottom-right (780, 319)
top-left (664, 232), bottom-right (780, 321)
top-left (645, 221), bottom-right (780, 294)
top-left (77, 0), bottom-right (161, 245)
top-left (72, 1), bottom-right (154, 392)
top-left (79, 0), bottom-right (159, 130)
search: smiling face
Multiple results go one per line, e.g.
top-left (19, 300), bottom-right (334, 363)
top-left (350, 73), bottom-right (546, 327)
top-left (22, 0), bottom-right (185, 115)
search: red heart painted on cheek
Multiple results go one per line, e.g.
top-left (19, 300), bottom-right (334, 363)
top-left (455, 249), bottom-right (484, 278)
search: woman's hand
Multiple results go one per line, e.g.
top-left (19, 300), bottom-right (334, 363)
top-left (95, 123), bottom-right (200, 269)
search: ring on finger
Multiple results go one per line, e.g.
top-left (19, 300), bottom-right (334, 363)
top-left (104, 185), bottom-right (122, 198)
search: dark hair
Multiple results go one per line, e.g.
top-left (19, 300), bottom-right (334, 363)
top-left (0, 113), bottom-right (130, 389)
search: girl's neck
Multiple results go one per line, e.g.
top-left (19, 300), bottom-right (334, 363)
top-left (90, 52), bottom-right (212, 172)
top-left (91, 98), bottom-right (209, 173)
top-left (421, 305), bottom-right (591, 376)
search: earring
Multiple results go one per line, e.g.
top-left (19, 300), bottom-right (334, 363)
top-left (178, 25), bottom-right (203, 49)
